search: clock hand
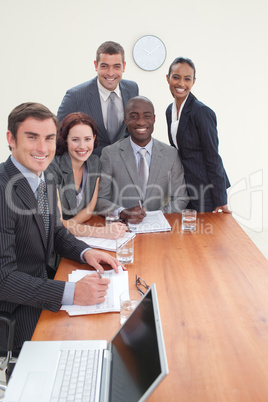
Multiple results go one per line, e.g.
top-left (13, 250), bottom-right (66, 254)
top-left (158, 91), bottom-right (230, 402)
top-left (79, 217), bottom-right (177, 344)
top-left (147, 45), bottom-right (161, 55)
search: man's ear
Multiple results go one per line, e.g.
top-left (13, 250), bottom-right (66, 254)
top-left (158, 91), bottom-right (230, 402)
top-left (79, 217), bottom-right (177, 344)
top-left (6, 131), bottom-right (16, 149)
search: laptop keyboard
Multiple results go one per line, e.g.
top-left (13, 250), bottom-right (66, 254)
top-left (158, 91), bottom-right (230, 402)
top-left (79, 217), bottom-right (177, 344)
top-left (50, 348), bottom-right (101, 402)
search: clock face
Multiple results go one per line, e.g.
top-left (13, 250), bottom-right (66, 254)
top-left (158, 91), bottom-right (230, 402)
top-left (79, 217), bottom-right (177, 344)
top-left (133, 35), bottom-right (166, 71)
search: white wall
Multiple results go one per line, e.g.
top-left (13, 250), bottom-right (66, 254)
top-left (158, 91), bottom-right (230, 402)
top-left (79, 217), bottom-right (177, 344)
top-left (1, 0), bottom-right (267, 236)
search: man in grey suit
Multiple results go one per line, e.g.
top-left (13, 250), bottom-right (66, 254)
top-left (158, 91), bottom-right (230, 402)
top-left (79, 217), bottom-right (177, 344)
top-left (96, 96), bottom-right (189, 223)
top-left (57, 41), bottom-right (139, 156)
top-left (0, 103), bottom-right (121, 353)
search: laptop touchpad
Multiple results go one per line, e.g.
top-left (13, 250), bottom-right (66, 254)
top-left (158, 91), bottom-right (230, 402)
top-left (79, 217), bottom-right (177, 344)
top-left (20, 372), bottom-right (47, 402)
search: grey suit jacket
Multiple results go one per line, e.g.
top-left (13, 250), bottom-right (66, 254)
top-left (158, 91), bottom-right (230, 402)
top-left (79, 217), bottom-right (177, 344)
top-left (47, 152), bottom-right (100, 220)
top-left (0, 157), bottom-right (90, 351)
top-left (96, 137), bottom-right (189, 214)
top-left (57, 77), bottom-right (139, 156)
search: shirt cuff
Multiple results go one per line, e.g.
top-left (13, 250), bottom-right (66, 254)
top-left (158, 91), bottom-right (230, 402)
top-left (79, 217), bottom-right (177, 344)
top-left (62, 282), bottom-right (75, 305)
top-left (80, 247), bottom-right (92, 263)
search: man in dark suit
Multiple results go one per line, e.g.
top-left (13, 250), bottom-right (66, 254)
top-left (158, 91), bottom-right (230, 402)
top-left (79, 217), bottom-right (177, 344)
top-left (0, 103), bottom-right (121, 353)
top-left (96, 96), bottom-right (188, 223)
top-left (57, 41), bottom-right (139, 156)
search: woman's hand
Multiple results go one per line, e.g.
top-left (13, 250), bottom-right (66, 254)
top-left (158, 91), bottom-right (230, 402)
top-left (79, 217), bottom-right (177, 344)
top-left (99, 222), bottom-right (128, 239)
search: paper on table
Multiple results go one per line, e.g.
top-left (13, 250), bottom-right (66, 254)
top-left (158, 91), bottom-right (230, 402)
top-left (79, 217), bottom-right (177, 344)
top-left (61, 266), bottom-right (128, 316)
top-left (76, 231), bottom-right (136, 251)
top-left (128, 210), bottom-right (171, 233)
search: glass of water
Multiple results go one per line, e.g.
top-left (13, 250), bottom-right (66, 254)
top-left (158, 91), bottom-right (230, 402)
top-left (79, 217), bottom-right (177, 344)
top-left (116, 238), bottom-right (134, 264)
top-left (181, 209), bottom-right (197, 231)
top-left (105, 212), bottom-right (119, 225)
top-left (120, 289), bottom-right (142, 325)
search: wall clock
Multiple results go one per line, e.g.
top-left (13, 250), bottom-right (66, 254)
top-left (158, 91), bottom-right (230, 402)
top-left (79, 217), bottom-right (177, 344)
top-left (133, 35), bottom-right (166, 71)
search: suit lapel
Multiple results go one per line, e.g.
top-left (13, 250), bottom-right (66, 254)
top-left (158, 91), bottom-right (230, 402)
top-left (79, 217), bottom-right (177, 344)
top-left (5, 158), bottom-right (48, 248)
top-left (119, 139), bottom-right (143, 198)
top-left (177, 92), bottom-right (195, 144)
top-left (87, 77), bottom-right (108, 139)
top-left (146, 139), bottom-right (162, 199)
top-left (58, 153), bottom-right (77, 212)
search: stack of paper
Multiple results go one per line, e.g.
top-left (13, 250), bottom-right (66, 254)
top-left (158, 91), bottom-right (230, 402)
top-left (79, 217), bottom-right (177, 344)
top-left (76, 232), bottom-right (136, 251)
top-left (128, 210), bottom-right (171, 233)
top-left (61, 266), bottom-right (128, 316)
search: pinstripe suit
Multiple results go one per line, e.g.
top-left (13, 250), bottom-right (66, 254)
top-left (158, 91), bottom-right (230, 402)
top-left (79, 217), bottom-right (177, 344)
top-left (0, 157), bottom-right (89, 351)
top-left (96, 137), bottom-right (189, 214)
top-left (166, 93), bottom-right (230, 212)
top-left (57, 77), bottom-right (139, 156)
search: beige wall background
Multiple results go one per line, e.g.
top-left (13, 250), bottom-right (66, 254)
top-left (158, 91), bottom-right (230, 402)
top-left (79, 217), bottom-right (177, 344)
top-left (0, 0), bottom-right (267, 252)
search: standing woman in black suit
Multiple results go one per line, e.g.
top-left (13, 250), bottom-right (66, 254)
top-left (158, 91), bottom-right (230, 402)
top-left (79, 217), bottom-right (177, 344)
top-left (166, 57), bottom-right (231, 213)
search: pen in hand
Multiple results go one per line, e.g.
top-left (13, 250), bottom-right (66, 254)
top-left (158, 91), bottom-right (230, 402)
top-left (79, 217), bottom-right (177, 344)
top-left (139, 200), bottom-right (143, 209)
top-left (97, 269), bottom-right (102, 278)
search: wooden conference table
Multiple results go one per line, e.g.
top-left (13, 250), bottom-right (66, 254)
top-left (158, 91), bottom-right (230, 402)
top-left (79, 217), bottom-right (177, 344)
top-left (32, 213), bottom-right (268, 402)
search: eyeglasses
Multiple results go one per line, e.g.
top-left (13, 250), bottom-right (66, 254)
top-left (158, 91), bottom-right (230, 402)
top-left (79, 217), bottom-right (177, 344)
top-left (135, 275), bottom-right (149, 295)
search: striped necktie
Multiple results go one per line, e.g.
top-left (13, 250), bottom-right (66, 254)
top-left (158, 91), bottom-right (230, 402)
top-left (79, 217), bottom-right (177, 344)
top-left (37, 179), bottom-right (49, 241)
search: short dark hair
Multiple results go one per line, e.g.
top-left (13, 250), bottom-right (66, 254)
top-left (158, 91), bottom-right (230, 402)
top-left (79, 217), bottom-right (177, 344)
top-left (125, 96), bottom-right (155, 117)
top-left (96, 41), bottom-right (125, 63)
top-left (8, 102), bottom-right (58, 143)
top-left (167, 57), bottom-right (196, 79)
top-left (56, 112), bottom-right (99, 155)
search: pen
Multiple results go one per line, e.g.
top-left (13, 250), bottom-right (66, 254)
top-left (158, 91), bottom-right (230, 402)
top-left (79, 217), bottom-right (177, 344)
top-left (139, 200), bottom-right (143, 209)
top-left (97, 269), bottom-right (102, 278)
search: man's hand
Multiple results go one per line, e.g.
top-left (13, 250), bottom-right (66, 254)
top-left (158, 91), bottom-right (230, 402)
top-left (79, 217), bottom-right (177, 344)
top-left (83, 249), bottom-right (124, 274)
top-left (213, 204), bottom-right (232, 213)
top-left (120, 206), bottom-right (146, 224)
top-left (74, 274), bottom-right (110, 305)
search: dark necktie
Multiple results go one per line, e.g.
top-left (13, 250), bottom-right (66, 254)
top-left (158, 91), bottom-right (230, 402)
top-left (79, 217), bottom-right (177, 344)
top-left (107, 92), bottom-right (119, 140)
top-left (138, 148), bottom-right (149, 201)
top-left (37, 179), bottom-right (49, 241)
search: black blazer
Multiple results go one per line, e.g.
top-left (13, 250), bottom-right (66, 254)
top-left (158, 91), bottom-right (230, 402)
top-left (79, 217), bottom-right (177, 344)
top-left (0, 157), bottom-right (89, 351)
top-left (166, 93), bottom-right (230, 212)
top-left (57, 77), bottom-right (139, 156)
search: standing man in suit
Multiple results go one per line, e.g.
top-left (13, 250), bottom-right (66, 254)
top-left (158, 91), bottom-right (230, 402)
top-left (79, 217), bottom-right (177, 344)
top-left (0, 102), bottom-right (121, 353)
top-left (166, 57), bottom-right (231, 213)
top-left (57, 41), bottom-right (139, 156)
top-left (96, 96), bottom-right (188, 223)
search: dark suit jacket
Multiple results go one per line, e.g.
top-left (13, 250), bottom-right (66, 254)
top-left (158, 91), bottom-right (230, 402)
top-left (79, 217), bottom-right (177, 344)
top-left (57, 77), bottom-right (139, 156)
top-left (96, 137), bottom-right (189, 214)
top-left (0, 157), bottom-right (89, 351)
top-left (47, 152), bottom-right (100, 220)
top-left (166, 93), bottom-right (230, 212)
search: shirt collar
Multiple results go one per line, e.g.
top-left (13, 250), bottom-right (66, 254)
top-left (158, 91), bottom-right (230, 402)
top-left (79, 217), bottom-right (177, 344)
top-left (11, 155), bottom-right (44, 194)
top-left (172, 94), bottom-right (189, 122)
top-left (97, 78), bottom-right (121, 101)
top-left (130, 137), bottom-right (153, 155)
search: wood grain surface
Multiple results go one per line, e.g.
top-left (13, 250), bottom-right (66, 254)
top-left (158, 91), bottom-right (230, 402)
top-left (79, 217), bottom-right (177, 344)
top-left (32, 213), bottom-right (268, 402)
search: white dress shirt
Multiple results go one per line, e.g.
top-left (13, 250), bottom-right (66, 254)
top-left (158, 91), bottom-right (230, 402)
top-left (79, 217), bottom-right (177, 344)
top-left (97, 79), bottom-right (124, 129)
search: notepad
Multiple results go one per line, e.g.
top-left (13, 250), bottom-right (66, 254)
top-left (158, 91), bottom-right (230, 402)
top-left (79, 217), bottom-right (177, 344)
top-left (128, 210), bottom-right (171, 233)
top-left (76, 231), bottom-right (136, 251)
top-left (61, 266), bottom-right (128, 316)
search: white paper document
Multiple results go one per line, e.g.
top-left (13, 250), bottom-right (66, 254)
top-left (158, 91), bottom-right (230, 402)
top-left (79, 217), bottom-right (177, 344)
top-left (76, 232), bottom-right (136, 251)
top-left (61, 266), bottom-right (128, 316)
top-left (128, 210), bottom-right (171, 233)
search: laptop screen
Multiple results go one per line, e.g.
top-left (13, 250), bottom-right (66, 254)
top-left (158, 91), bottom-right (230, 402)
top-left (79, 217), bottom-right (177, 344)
top-left (109, 285), bottom-right (168, 402)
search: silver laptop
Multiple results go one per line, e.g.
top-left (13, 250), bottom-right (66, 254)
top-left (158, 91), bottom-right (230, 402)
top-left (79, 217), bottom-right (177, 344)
top-left (4, 284), bottom-right (168, 402)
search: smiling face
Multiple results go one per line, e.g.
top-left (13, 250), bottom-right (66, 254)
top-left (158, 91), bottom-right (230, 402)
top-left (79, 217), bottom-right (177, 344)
top-left (94, 53), bottom-right (126, 91)
top-left (7, 117), bottom-right (57, 176)
top-left (67, 124), bottom-right (95, 165)
top-left (166, 62), bottom-right (196, 104)
top-left (124, 97), bottom-right (155, 147)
